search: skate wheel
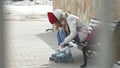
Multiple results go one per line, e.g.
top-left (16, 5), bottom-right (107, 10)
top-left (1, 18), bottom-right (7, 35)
top-left (55, 60), bottom-right (59, 63)
top-left (54, 58), bottom-right (59, 63)
top-left (60, 59), bottom-right (64, 63)
top-left (49, 57), bottom-right (54, 61)
top-left (70, 58), bottom-right (74, 63)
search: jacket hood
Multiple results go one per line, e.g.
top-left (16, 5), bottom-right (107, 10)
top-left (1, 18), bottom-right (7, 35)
top-left (53, 9), bottom-right (63, 21)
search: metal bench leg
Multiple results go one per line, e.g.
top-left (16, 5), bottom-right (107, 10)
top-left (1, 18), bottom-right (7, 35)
top-left (46, 28), bottom-right (53, 32)
top-left (81, 46), bottom-right (88, 67)
top-left (46, 26), bottom-right (54, 32)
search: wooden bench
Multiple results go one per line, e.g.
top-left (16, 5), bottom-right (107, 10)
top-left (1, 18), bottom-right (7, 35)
top-left (69, 18), bottom-right (118, 67)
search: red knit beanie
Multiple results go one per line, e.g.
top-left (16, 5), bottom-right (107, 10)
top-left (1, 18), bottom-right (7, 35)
top-left (47, 12), bottom-right (58, 24)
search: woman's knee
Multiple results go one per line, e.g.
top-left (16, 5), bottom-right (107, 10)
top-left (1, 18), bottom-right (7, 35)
top-left (59, 28), bottom-right (65, 34)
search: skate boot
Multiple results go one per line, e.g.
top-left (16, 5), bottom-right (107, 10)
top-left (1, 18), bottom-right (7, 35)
top-left (54, 52), bottom-right (73, 63)
top-left (63, 53), bottom-right (73, 63)
top-left (49, 45), bottom-right (64, 61)
top-left (54, 52), bottom-right (65, 63)
top-left (49, 50), bottom-right (61, 61)
top-left (53, 46), bottom-right (74, 63)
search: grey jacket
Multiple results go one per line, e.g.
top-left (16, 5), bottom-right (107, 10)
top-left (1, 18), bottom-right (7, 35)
top-left (63, 14), bottom-right (89, 44)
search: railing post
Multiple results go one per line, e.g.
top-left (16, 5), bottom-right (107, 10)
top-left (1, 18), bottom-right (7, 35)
top-left (97, 0), bottom-right (115, 68)
top-left (0, 0), bottom-right (6, 68)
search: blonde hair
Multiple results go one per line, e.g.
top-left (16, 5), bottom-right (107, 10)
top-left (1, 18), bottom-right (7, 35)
top-left (53, 12), bottom-right (68, 31)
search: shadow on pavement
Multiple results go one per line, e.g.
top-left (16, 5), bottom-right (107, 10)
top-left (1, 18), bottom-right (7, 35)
top-left (36, 32), bottom-right (57, 50)
top-left (36, 32), bottom-right (96, 68)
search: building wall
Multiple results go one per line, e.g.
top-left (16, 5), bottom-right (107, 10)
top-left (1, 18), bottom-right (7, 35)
top-left (114, 0), bottom-right (120, 21)
top-left (53, 0), bottom-right (97, 24)
top-left (53, 0), bottom-right (120, 24)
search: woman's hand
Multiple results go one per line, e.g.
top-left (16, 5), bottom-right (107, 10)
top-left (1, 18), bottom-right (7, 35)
top-left (60, 42), bottom-right (65, 48)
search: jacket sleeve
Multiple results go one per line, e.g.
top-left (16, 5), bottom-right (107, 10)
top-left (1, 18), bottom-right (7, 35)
top-left (63, 18), bottom-right (77, 44)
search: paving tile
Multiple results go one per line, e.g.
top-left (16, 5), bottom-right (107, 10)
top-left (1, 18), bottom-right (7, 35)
top-left (5, 20), bottom-right (120, 68)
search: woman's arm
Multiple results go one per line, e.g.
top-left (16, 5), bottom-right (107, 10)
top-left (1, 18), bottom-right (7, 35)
top-left (63, 18), bottom-right (77, 44)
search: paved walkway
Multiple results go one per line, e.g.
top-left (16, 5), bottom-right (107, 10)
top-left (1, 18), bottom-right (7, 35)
top-left (5, 20), bottom-right (120, 68)
top-left (6, 20), bottom-right (53, 68)
top-left (4, 4), bottom-right (120, 68)
top-left (5, 20), bottom-right (85, 68)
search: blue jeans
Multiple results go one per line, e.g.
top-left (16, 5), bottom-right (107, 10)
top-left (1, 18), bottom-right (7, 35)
top-left (57, 28), bottom-right (80, 47)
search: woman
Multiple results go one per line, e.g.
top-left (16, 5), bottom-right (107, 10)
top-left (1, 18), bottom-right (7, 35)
top-left (47, 9), bottom-right (89, 64)
top-left (47, 9), bottom-right (88, 48)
